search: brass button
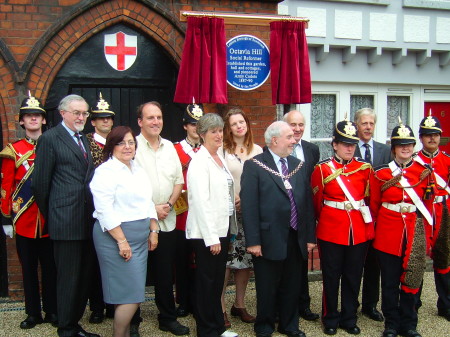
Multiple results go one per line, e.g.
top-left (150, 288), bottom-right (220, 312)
top-left (401, 206), bottom-right (408, 213)
top-left (345, 203), bottom-right (353, 210)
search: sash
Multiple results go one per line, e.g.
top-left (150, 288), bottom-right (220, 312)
top-left (414, 155), bottom-right (450, 194)
top-left (11, 165), bottom-right (35, 225)
top-left (388, 161), bottom-right (433, 225)
top-left (327, 161), bottom-right (372, 223)
top-left (180, 139), bottom-right (197, 159)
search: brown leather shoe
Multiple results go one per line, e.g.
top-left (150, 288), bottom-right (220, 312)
top-left (230, 305), bottom-right (256, 323)
top-left (224, 312), bottom-right (231, 329)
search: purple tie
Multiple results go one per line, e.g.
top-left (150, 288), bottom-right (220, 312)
top-left (280, 158), bottom-right (298, 230)
top-left (75, 133), bottom-right (88, 161)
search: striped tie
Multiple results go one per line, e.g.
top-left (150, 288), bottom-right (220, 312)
top-left (280, 158), bottom-right (298, 230)
top-left (75, 133), bottom-right (88, 161)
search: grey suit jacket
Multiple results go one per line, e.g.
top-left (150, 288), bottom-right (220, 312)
top-left (354, 140), bottom-right (391, 168)
top-left (32, 124), bottom-right (95, 240)
top-left (240, 150), bottom-right (316, 261)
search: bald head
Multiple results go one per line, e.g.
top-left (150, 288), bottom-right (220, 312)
top-left (283, 110), bottom-right (305, 143)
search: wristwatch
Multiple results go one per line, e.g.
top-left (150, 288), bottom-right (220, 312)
top-left (150, 229), bottom-right (160, 234)
top-left (167, 201), bottom-right (174, 211)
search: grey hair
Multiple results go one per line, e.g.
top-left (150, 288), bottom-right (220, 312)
top-left (282, 110), bottom-right (305, 124)
top-left (264, 121), bottom-right (290, 146)
top-left (58, 94), bottom-right (88, 112)
top-left (196, 113), bottom-right (224, 144)
top-left (354, 107), bottom-right (377, 124)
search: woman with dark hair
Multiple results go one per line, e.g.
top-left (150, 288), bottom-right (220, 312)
top-left (311, 118), bottom-right (373, 336)
top-left (370, 121), bottom-right (432, 337)
top-left (220, 108), bottom-right (261, 326)
top-left (90, 126), bottom-right (159, 337)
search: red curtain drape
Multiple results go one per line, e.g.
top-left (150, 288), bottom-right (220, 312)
top-left (174, 17), bottom-right (227, 104)
top-left (270, 21), bottom-right (311, 105)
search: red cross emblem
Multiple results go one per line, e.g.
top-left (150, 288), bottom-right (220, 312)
top-left (104, 31), bottom-right (137, 71)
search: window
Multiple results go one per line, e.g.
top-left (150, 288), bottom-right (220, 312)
top-left (311, 94), bottom-right (337, 160)
top-left (387, 96), bottom-right (410, 140)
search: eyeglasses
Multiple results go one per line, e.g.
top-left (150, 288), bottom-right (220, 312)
top-left (116, 141), bottom-right (136, 147)
top-left (65, 110), bottom-right (90, 118)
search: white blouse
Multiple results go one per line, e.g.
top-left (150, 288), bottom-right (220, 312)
top-left (90, 156), bottom-right (157, 231)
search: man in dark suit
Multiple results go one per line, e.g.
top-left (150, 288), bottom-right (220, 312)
top-left (283, 110), bottom-right (320, 321)
top-left (353, 108), bottom-right (391, 322)
top-left (241, 121), bottom-right (316, 337)
top-left (32, 94), bottom-right (99, 337)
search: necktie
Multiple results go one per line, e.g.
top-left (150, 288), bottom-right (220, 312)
top-left (280, 158), bottom-right (298, 230)
top-left (292, 144), bottom-right (298, 158)
top-left (363, 143), bottom-right (372, 164)
top-left (75, 133), bottom-right (88, 161)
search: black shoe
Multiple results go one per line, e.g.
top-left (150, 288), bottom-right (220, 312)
top-left (383, 329), bottom-right (398, 337)
top-left (299, 307), bottom-right (319, 321)
top-left (323, 327), bottom-right (337, 335)
top-left (339, 325), bottom-right (361, 335)
top-left (130, 323), bottom-right (140, 337)
top-left (20, 315), bottom-right (43, 329)
top-left (438, 308), bottom-right (450, 321)
top-left (159, 320), bottom-right (190, 336)
top-left (74, 329), bottom-right (101, 337)
top-left (362, 307), bottom-right (384, 321)
top-left (89, 311), bottom-right (104, 324)
top-left (399, 330), bottom-right (422, 337)
top-left (43, 313), bottom-right (58, 327)
top-left (176, 306), bottom-right (189, 317)
top-left (278, 329), bottom-right (306, 337)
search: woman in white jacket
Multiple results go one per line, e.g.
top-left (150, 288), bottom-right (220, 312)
top-left (186, 113), bottom-right (237, 337)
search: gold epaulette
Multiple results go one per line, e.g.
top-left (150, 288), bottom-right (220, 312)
top-left (323, 162), bottom-right (371, 185)
top-left (0, 144), bottom-right (15, 160)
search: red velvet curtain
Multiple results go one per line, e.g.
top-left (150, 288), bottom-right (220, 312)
top-left (174, 17), bottom-right (227, 104)
top-left (270, 21), bottom-right (311, 105)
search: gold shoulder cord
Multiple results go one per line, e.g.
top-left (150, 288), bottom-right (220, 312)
top-left (251, 158), bottom-right (303, 180)
top-left (323, 162), bottom-right (371, 185)
top-left (380, 168), bottom-right (431, 192)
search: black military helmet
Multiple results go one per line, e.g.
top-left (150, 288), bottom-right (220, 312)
top-left (91, 92), bottom-right (115, 119)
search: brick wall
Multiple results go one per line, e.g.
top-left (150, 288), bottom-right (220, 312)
top-left (0, 0), bottom-right (299, 300)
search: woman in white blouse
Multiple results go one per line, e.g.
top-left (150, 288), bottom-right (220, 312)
top-left (90, 126), bottom-right (159, 337)
top-left (186, 113), bottom-right (238, 337)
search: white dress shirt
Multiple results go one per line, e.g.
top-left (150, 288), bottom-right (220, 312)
top-left (90, 156), bottom-right (157, 231)
top-left (293, 141), bottom-right (305, 161)
top-left (358, 139), bottom-right (374, 162)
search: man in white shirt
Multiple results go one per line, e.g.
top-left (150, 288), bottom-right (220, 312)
top-left (134, 101), bottom-right (187, 336)
top-left (354, 108), bottom-right (391, 322)
top-left (283, 110), bottom-right (320, 321)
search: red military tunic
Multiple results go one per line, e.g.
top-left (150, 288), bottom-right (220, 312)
top-left (174, 140), bottom-right (200, 231)
top-left (416, 149), bottom-right (450, 274)
top-left (371, 160), bottom-right (432, 257)
top-left (311, 156), bottom-right (374, 246)
top-left (0, 138), bottom-right (46, 238)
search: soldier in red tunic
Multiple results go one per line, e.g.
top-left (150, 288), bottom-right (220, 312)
top-left (415, 113), bottom-right (450, 321)
top-left (0, 92), bottom-right (57, 329)
top-left (173, 102), bottom-right (203, 317)
top-left (370, 121), bottom-right (432, 337)
top-left (311, 118), bottom-right (373, 336)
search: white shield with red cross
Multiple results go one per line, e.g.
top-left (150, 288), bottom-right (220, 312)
top-left (104, 32), bottom-right (137, 71)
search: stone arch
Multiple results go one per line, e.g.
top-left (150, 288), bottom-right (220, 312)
top-left (25, 0), bottom-right (185, 101)
top-left (0, 40), bottom-right (19, 143)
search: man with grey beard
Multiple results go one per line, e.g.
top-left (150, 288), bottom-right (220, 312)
top-left (32, 94), bottom-right (98, 337)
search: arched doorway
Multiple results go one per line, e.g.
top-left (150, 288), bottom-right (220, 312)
top-left (45, 23), bottom-right (185, 141)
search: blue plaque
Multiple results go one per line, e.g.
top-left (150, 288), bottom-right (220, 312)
top-left (226, 35), bottom-right (270, 91)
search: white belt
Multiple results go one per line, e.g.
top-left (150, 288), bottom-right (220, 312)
top-left (324, 199), bottom-right (364, 211)
top-left (382, 202), bottom-right (416, 213)
top-left (434, 195), bottom-right (447, 203)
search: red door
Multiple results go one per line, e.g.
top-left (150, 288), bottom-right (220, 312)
top-left (424, 102), bottom-right (450, 153)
